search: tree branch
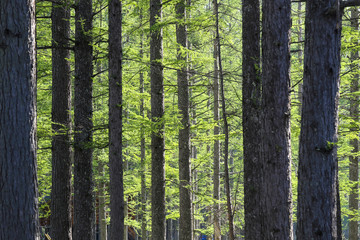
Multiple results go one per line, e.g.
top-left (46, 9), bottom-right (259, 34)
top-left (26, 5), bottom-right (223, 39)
top-left (341, 0), bottom-right (360, 9)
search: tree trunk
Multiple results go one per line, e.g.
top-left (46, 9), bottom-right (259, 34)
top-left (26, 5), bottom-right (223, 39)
top-left (98, 161), bottom-right (108, 240)
top-left (50, 1), bottom-right (72, 239)
top-left (349, 7), bottom-right (359, 240)
top-left (150, 0), bottom-right (166, 238)
top-left (242, 0), bottom-right (261, 238)
top-left (73, 0), bottom-right (94, 239)
top-left (297, 1), bottom-right (342, 239)
top-left (108, 0), bottom-right (125, 239)
top-left (0, 0), bottom-right (39, 239)
top-left (261, 0), bottom-right (293, 239)
top-left (213, 0), bottom-right (234, 238)
top-left (212, 1), bottom-right (221, 238)
top-left (140, 22), bottom-right (147, 240)
top-left (176, 1), bottom-right (192, 239)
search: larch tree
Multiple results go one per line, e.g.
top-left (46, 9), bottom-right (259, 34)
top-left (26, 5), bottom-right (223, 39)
top-left (242, 0), bottom-right (261, 238)
top-left (0, 0), bottom-right (39, 239)
top-left (261, 0), bottom-right (293, 239)
top-left (212, 1), bottom-right (221, 238)
top-left (297, 1), bottom-right (343, 238)
top-left (176, 0), bottom-right (193, 239)
top-left (73, 0), bottom-right (94, 239)
top-left (109, 0), bottom-right (125, 239)
top-left (214, 0), bottom-right (234, 238)
top-left (150, 0), bottom-right (166, 238)
top-left (349, 7), bottom-right (359, 240)
top-left (50, 1), bottom-right (72, 239)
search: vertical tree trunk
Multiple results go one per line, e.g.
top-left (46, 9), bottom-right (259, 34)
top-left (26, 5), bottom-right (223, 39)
top-left (349, 7), bottom-right (359, 240)
top-left (0, 1), bottom-right (39, 239)
top-left (109, 0), bottom-right (125, 239)
top-left (242, 0), bottom-right (261, 238)
top-left (73, 0), bottom-right (94, 239)
top-left (176, 1), bottom-right (192, 239)
top-left (98, 162), bottom-right (108, 240)
top-left (139, 22), bottom-right (147, 240)
top-left (150, 0), bottom-right (166, 238)
top-left (50, 1), bottom-right (72, 239)
top-left (212, 1), bottom-right (221, 238)
top-left (261, 0), bottom-right (293, 239)
top-left (213, 0), bottom-right (234, 238)
top-left (297, 1), bottom-right (342, 239)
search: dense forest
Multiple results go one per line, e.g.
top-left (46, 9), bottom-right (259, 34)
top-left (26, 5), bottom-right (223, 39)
top-left (1, 0), bottom-right (360, 239)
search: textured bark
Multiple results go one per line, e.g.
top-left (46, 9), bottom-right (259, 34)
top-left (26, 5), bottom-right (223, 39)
top-left (109, 0), bottom-right (125, 239)
top-left (261, 0), bottom-right (293, 239)
top-left (297, 1), bottom-right (342, 239)
top-left (176, 1), bottom-right (192, 239)
top-left (242, 0), bottom-right (261, 238)
top-left (73, 0), bottom-right (94, 239)
top-left (0, 0), bottom-right (39, 239)
top-left (349, 7), bottom-right (359, 240)
top-left (150, 0), bottom-right (166, 238)
top-left (50, 1), bottom-right (72, 239)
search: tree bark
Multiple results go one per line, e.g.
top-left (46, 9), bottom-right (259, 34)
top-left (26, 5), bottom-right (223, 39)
top-left (176, 1), bottom-right (193, 239)
top-left (73, 0), bottom-right (94, 239)
top-left (150, 0), bottom-right (166, 238)
top-left (349, 7), bottom-right (359, 240)
top-left (50, 1), bottom-right (72, 239)
top-left (97, 161), bottom-right (108, 240)
top-left (108, 0), bottom-right (125, 239)
top-left (297, 1), bottom-right (342, 239)
top-left (261, 0), bottom-right (293, 239)
top-left (242, 0), bottom-right (261, 238)
top-left (0, 0), bottom-right (39, 239)
top-left (213, 0), bottom-right (234, 238)
top-left (212, 1), bottom-right (221, 238)
top-left (140, 19), bottom-right (147, 240)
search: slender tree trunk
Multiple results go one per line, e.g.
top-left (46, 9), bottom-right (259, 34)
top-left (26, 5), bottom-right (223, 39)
top-left (213, 0), bottom-right (234, 238)
top-left (0, 1), bottom-right (39, 239)
top-left (349, 7), bottom-right (359, 240)
top-left (73, 0), bottom-right (94, 239)
top-left (297, 1), bottom-right (342, 239)
top-left (97, 161), bottom-right (108, 240)
top-left (176, 1), bottom-right (192, 239)
top-left (150, 0), bottom-right (166, 238)
top-left (108, 0), bottom-right (125, 239)
top-left (140, 23), bottom-right (147, 240)
top-left (212, 1), bottom-right (221, 238)
top-left (242, 0), bottom-right (261, 238)
top-left (50, 1), bottom-right (72, 239)
top-left (261, 0), bottom-right (293, 239)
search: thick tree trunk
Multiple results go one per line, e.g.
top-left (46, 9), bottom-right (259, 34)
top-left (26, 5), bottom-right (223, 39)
top-left (50, 1), bottom-right (72, 239)
top-left (176, 1), bottom-right (192, 239)
top-left (297, 1), bottom-right (342, 239)
top-left (261, 0), bottom-right (293, 239)
top-left (108, 0), bottom-right (125, 239)
top-left (150, 0), bottom-right (166, 238)
top-left (242, 0), bottom-right (261, 238)
top-left (349, 7), bottom-right (359, 240)
top-left (73, 0), bottom-right (94, 239)
top-left (0, 0), bottom-right (39, 239)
